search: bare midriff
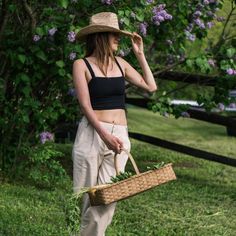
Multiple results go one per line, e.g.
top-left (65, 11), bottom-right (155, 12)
top-left (94, 109), bottom-right (127, 126)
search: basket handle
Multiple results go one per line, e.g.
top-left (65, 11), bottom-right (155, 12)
top-left (114, 148), bottom-right (140, 175)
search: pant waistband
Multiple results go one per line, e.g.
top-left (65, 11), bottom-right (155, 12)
top-left (80, 116), bottom-right (128, 129)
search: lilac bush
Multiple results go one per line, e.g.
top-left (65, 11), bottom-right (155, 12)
top-left (67, 31), bottom-right (76, 42)
top-left (69, 52), bottom-right (77, 60)
top-left (226, 68), bottom-right (236, 75)
top-left (139, 22), bottom-right (148, 36)
top-left (152, 4), bottom-right (172, 26)
top-left (101, 0), bottom-right (113, 5)
top-left (1, 0), bottom-right (235, 171)
top-left (68, 88), bottom-right (77, 97)
top-left (48, 27), bottom-right (57, 36)
top-left (40, 132), bottom-right (54, 144)
top-left (33, 35), bottom-right (41, 42)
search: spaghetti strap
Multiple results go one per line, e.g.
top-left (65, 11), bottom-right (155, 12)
top-left (83, 58), bottom-right (95, 78)
top-left (114, 57), bottom-right (124, 77)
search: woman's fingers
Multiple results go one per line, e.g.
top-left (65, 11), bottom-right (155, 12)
top-left (132, 32), bottom-right (142, 40)
top-left (112, 137), bottom-right (123, 153)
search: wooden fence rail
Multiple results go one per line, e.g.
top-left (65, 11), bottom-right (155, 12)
top-left (129, 132), bottom-right (236, 167)
top-left (126, 97), bottom-right (236, 128)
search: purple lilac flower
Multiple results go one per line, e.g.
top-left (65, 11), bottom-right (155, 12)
top-left (207, 11), bottom-right (215, 18)
top-left (101, 0), bottom-right (113, 5)
top-left (216, 16), bottom-right (225, 22)
top-left (206, 22), bottom-right (214, 29)
top-left (196, 3), bottom-right (204, 10)
top-left (208, 59), bottom-right (216, 67)
top-left (203, 0), bottom-right (209, 4)
top-left (33, 35), bottom-right (41, 42)
top-left (146, 0), bottom-right (154, 4)
top-left (226, 68), bottom-right (234, 75)
top-left (185, 30), bottom-right (196, 41)
top-left (193, 11), bottom-right (202, 18)
top-left (217, 103), bottom-right (225, 111)
top-left (189, 34), bottom-right (196, 41)
top-left (166, 54), bottom-right (175, 65)
top-left (181, 112), bottom-right (190, 118)
top-left (69, 52), bottom-right (76, 60)
top-left (152, 4), bottom-right (172, 26)
top-left (67, 31), bottom-right (76, 42)
top-left (68, 88), bottom-right (76, 97)
top-left (48, 27), bottom-right (57, 36)
top-left (194, 18), bottom-right (205, 29)
top-left (186, 23), bottom-right (194, 32)
top-left (119, 18), bottom-right (125, 25)
top-left (153, 4), bottom-right (166, 12)
top-left (118, 49), bottom-right (131, 57)
top-left (118, 50), bottom-right (125, 57)
top-left (179, 54), bottom-right (186, 62)
top-left (40, 131), bottom-right (54, 144)
top-left (166, 39), bottom-right (173, 46)
top-left (139, 22), bottom-right (148, 36)
top-left (229, 103), bottom-right (236, 109)
top-left (130, 12), bottom-right (136, 19)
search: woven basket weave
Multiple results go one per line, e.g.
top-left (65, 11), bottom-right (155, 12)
top-left (88, 149), bottom-right (176, 206)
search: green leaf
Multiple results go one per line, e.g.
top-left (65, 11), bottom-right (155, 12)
top-left (56, 60), bottom-right (65, 68)
top-left (58, 0), bottom-right (69, 9)
top-left (8, 4), bottom-right (17, 13)
top-left (123, 17), bottom-right (130, 26)
top-left (18, 54), bottom-right (26, 64)
top-left (125, 10), bottom-right (130, 17)
top-left (58, 68), bottom-right (66, 76)
top-left (186, 59), bottom-right (193, 68)
top-left (22, 87), bottom-right (31, 96)
top-left (60, 108), bottom-right (66, 114)
top-left (118, 10), bottom-right (124, 17)
top-left (22, 114), bottom-right (30, 123)
top-left (36, 51), bottom-right (47, 61)
top-left (66, 73), bottom-right (72, 80)
top-left (17, 73), bottom-right (30, 83)
top-left (226, 48), bottom-right (235, 58)
top-left (220, 60), bottom-right (230, 70)
top-left (35, 27), bottom-right (44, 36)
top-left (50, 112), bottom-right (58, 120)
top-left (136, 14), bottom-right (144, 22)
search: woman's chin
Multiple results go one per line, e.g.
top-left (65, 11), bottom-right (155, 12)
top-left (112, 45), bottom-right (118, 52)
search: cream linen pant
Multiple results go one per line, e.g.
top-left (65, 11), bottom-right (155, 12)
top-left (72, 116), bottom-right (131, 236)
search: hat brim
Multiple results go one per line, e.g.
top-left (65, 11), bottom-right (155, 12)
top-left (76, 25), bottom-right (133, 41)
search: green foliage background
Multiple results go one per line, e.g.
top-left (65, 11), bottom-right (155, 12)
top-left (0, 0), bottom-right (235, 171)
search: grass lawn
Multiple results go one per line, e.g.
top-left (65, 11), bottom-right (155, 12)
top-left (1, 107), bottom-right (236, 236)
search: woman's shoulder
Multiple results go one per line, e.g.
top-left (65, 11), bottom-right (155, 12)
top-left (115, 56), bottom-right (128, 66)
top-left (115, 56), bottom-right (131, 70)
top-left (73, 58), bottom-right (86, 67)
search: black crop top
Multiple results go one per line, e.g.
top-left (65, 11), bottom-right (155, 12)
top-left (83, 57), bottom-right (126, 110)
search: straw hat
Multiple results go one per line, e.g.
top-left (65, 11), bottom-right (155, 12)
top-left (76, 12), bottom-right (133, 41)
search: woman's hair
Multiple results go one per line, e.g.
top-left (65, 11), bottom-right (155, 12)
top-left (85, 32), bottom-right (115, 76)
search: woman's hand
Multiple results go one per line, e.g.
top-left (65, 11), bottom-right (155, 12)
top-left (131, 32), bottom-right (144, 56)
top-left (101, 132), bottom-right (123, 154)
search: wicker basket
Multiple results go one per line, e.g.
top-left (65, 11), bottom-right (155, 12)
top-left (88, 149), bottom-right (177, 206)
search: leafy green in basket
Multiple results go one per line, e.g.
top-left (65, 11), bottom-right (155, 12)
top-left (146, 161), bottom-right (165, 170)
top-left (110, 171), bottom-right (134, 183)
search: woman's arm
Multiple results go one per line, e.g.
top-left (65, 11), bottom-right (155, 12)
top-left (73, 59), bottom-right (123, 153)
top-left (118, 32), bottom-right (157, 93)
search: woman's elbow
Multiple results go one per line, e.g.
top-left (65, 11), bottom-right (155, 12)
top-left (80, 102), bottom-right (91, 112)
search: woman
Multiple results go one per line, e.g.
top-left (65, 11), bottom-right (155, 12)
top-left (72, 12), bottom-right (157, 236)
